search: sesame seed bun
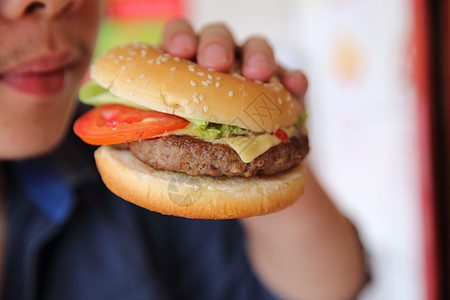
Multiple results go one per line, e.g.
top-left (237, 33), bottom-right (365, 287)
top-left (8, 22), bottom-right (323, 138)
top-left (91, 43), bottom-right (299, 133)
top-left (88, 42), bottom-right (308, 219)
top-left (95, 145), bottom-right (306, 219)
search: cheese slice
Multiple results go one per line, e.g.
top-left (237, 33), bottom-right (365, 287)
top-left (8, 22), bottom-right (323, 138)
top-left (215, 135), bottom-right (280, 163)
top-left (170, 124), bottom-right (300, 163)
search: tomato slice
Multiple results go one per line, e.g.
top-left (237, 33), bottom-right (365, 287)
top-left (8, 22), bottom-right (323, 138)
top-left (274, 129), bottom-right (289, 141)
top-left (73, 104), bottom-right (190, 145)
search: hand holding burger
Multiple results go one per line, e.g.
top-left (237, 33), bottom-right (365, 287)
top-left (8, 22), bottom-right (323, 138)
top-left (74, 20), bottom-right (367, 299)
top-left (74, 41), bottom-right (308, 219)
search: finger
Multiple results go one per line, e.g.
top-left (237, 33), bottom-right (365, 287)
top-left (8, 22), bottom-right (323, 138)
top-left (162, 18), bottom-right (197, 59)
top-left (197, 23), bottom-right (235, 72)
top-left (241, 37), bottom-right (277, 82)
top-left (279, 67), bottom-right (308, 99)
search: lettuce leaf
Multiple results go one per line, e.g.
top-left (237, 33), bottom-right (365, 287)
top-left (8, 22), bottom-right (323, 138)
top-left (79, 81), bottom-right (148, 110)
top-left (186, 118), bottom-right (243, 139)
top-left (297, 111), bottom-right (308, 124)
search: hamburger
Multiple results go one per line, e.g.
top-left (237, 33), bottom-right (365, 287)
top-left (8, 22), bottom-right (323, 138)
top-left (73, 42), bottom-right (309, 219)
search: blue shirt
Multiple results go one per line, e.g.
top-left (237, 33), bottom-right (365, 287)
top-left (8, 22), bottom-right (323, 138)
top-left (2, 131), bottom-right (278, 300)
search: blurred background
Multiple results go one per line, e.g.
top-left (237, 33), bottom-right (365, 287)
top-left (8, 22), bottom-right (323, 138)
top-left (95, 0), bottom-right (448, 299)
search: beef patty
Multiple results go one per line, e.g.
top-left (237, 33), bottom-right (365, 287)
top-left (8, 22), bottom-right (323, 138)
top-left (118, 132), bottom-right (309, 177)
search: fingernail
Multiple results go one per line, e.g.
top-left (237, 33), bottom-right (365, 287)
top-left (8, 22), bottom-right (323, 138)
top-left (170, 33), bottom-right (195, 53)
top-left (202, 44), bottom-right (228, 65)
top-left (245, 52), bottom-right (272, 69)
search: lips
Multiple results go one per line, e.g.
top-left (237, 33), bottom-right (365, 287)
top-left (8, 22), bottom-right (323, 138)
top-left (0, 52), bottom-right (78, 96)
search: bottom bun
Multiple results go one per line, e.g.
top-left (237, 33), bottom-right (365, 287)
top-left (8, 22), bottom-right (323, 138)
top-left (95, 145), bottom-right (306, 219)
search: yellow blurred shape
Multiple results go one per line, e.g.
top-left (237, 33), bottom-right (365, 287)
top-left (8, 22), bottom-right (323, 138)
top-left (332, 37), bottom-right (363, 81)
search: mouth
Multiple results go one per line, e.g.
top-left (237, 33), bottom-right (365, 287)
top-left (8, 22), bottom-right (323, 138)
top-left (0, 52), bottom-right (79, 97)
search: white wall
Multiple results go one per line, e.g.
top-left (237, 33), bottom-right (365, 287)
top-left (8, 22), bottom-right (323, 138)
top-left (188, 0), bottom-right (426, 299)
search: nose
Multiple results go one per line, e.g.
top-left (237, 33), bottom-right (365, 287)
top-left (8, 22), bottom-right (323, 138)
top-left (0, 0), bottom-right (79, 20)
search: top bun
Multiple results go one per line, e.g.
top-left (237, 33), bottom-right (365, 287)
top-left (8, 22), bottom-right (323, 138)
top-left (91, 43), bottom-right (299, 133)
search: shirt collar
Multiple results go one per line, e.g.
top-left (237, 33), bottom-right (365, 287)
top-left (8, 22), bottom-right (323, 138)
top-left (8, 130), bottom-right (100, 224)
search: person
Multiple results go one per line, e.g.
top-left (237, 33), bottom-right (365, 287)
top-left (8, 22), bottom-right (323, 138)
top-left (0, 0), bottom-right (367, 299)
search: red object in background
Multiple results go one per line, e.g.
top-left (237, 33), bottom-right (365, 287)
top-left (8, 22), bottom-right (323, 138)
top-left (106, 0), bottom-right (184, 19)
top-left (444, 0), bottom-right (450, 183)
top-left (417, 0), bottom-right (450, 299)
top-left (413, 1), bottom-right (437, 300)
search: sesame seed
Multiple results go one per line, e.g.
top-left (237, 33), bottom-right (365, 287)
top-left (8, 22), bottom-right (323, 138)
top-left (148, 59), bottom-right (154, 64)
top-left (216, 76), bottom-right (221, 80)
top-left (207, 74), bottom-right (213, 80)
top-left (206, 80), bottom-right (213, 84)
top-left (141, 50), bottom-right (147, 57)
top-left (171, 67), bottom-right (177, 71)
top-left (211, 116), bottom-right (217, 122)
top-left (190, 80), bottom-right (197, 87)
top-left (201, 81), bottom-right (209, 86)
top-left (193, 97), bottom-right (199, 104)
top-left (187, 109), bottom-right (194, 114)
top-left (199, 94), bottom-right (205, 101)
top-left (193, 92), bottom-right (198, 97)
top-left (161, 57), bottom-right (168, 62)
top-left (197, 72), bottom-right (205, 76)
top-left (255, 80), bottom-right (263, 84)
top-left (140, 74), bottom-right (146, 79)
top-left (143, 80), bottom-right (149, 85)
top-left (228, 91), bottom-right (234, 97)
top-left (107, 54), bottom-right (114, 59)
top-left (125, 78), bottom-right (132, 82)
top-left (278, 98), bottom-right (283, 104)
top-left (188, 65), bottom-right (195, 72)
top-left (129, 90), bottom-right (134, 96)
top-left (208, 68), bottom-right (214, 71)
top-left (118, 55), bottom-right (124, 60)
top-left (185, 98), bottom-right (190, 104)
top-left (112, 127), bottom-right (117, 131)
top-left (114, 59), bottom-right (119, 64)
top-left (126, 57), bottom-right (132, 61)
top-left (174, 57), bottom-right (180, 61)
top-left (207, 186), bottom-right (215, 191)
top-left (215, 82), bottom-right (220, 87)
top-left (203, 105), bottom-right (208, 113)
top-left (156, 60), bottom-right (161, 64)
top-left (286, 95), bottom-right (292, 102)
top-left (121, 65), bottom-right (126, 70)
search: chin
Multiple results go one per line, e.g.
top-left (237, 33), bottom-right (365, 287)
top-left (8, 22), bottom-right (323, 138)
top-left (0, 89), bottom-right (77, 161)
top-left (0, 121), bottom-right (69, 160)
